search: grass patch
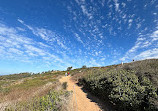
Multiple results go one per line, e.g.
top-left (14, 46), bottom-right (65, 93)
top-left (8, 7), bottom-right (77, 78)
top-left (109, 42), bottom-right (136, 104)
top-left (5, 90), bottom-right (71, 111)
top-left (7, 76), bottom-right (57, 90)
top-left (11, 78), bottom-right (47, 90)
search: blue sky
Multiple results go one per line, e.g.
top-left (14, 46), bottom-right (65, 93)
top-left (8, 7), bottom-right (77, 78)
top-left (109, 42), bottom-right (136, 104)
top-left (0, 0), bottom-right (158, 75)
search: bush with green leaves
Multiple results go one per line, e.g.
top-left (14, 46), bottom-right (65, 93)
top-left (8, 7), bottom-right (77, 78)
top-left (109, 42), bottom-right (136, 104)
top-left (62, 82), bottom-right (68, 89)
top-left (82, 65), bottom-right (87, 69)
top-left (79, 69), bottom-right (158, 111)
top-left (67, 66), bottom-right (72, 71)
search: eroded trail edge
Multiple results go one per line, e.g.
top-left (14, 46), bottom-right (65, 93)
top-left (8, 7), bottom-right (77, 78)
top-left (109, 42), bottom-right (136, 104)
top-left (59, 76), bottom-right (102, 111)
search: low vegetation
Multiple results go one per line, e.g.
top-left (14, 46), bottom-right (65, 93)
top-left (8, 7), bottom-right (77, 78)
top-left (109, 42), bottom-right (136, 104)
top-left (62, 82), bottom-right (68, 90)
top-left (74, 59), bottom-right (158, 111)
top-left (0, 70), bottom-right (71, 111)
top-left (6, 90), bottom-right (71, 111)
top-left (0, 59), bottom-right (157, 111)
top-left (0, 73), bottom-right (32, 80)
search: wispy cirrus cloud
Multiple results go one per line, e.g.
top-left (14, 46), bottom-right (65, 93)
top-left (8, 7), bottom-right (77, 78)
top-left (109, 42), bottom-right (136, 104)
top-left (73, 32), bottom-right (84, 44)
top-left (120, 29), bottom-right (158, 61)
top-left (75, 0), bottom-right (93, 20)
top-left (80, 5), bottom-right (93, 19)
top-left (1, 20), bottom-right (104, 71)
top-left (16, 27), bottom-right (25, 31)
top-left (63, 0), bottom-right (158, 66)
top-left (8, 48), bottom-right (24, 55)
top-left (134, 48), bottom-right (158, 60)
top-left (1, 0), bottom-right (158, 75)
top-left (18, 19), bottom-right (68, 50)
top-left (0, 22), bottom-right (66, 69)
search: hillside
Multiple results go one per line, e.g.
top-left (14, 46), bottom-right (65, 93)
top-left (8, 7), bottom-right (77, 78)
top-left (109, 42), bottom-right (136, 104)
top-left (70, 59), bottom-right (158, 111)
top-left (0, 59), bottom-right (158, 111)
top-left (0, 71), bottom-right (71, 111)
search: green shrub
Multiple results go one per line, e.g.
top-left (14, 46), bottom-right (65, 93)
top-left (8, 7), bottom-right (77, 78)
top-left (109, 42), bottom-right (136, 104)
top-left (82, 65), bottom-right (87, 69)
top-left (79, 69), bottom-right (158, 111)
top-left (67, 66), bottom-right (72, 71)
top-left (62, 82), bottom-right (68, 89)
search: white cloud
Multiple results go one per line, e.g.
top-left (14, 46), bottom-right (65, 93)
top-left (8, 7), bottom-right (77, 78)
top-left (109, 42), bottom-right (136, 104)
top-left (80, 5), bottom-right (93, 19)
top-left (122, 2), bottom-right (126, 7)
top-left (128, 19), bottom-right (133, 29)
top-left (0, 46), bottom-right (5, 54)
top-left (24, 44), bottom-right (46, 56)
top-left (35, 28), bottom-right (51, 41)
top-left (151, 30), bottom-right (158, 42)
top-left (120, 29), bottom-right (158, 61)
top-left (101, 58), bottom-right (105, 61)
top-left (101, 0), bottom-right (105, 7)
top-left (18, 19), bottom-right (68, 50)
top-left (74, 0), bottom-right (93, 19)
top-left (128, 42), bottom-right (140, 53)
top-left (0, 23), bottom-right (56, 63)
top-left (153, 13), bottom-right (157, 15)
top-left (113, 0), bottom-right (119, 11)
top-left (0, 25), bottom-right (16, 35)
top-left (16, 27), bottom-right (25, 31)
top-left (151, 30), bottom-right (158, 38)
top-left (87, 58), bottom-right (102, 67)
top-left (1, 18), bottom-right (109, 71)
top-left (8, 48), bottom-right (23, 55)
top-left (122, 14), bottom-right (126, 19)
top-left (134, 48), bottom-right (158, 60)
top-left (38, 42), bottom-right (50, 48)
top-left (17, 19), bottom-right (24, 24)
top-left (142, 41), bottom-right (152, 48)
top-left (0, 23), bottom-right (72, 72)
top-left (25, 50), bottom-right (37, 57)
top-left (74, 33), bottom-right (83, 44)
top-left (137, 23), bottom-right (141, 29)
top-left (128, 19), bottom-right (133, 23)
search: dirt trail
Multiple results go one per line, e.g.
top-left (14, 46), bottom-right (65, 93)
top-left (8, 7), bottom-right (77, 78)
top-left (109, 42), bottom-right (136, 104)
top-left (59, 76), bottom-right (102, 111)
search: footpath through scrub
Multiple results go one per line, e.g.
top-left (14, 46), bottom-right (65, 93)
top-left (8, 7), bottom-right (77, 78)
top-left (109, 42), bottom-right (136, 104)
top-left (59, 76), bottom-right (102, 111)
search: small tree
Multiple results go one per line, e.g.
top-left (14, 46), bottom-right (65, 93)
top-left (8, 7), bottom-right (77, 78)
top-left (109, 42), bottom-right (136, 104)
top-left (82, 65), bottom-right (87, 69)
top-left (67, 66), bottom-right (72, 71)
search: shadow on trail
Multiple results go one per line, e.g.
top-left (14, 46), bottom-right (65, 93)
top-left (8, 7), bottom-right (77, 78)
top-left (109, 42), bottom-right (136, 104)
top-left (76, 83), bottom-right (116, 111)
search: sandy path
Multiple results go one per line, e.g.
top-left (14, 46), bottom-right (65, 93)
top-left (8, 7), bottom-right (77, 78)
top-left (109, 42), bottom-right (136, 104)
top-left (59, 76), bottom-right (102, 111)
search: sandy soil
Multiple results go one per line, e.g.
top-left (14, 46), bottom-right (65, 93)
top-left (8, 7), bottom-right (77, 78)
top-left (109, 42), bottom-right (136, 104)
top-left (59, 76), bottom-right (102, 111)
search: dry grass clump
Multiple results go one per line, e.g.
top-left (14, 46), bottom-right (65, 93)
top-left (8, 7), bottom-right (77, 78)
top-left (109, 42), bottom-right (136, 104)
top-left (5, 90), bottom-right (72, 111)
top-left (0, 70), bottom-right (68, 110)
